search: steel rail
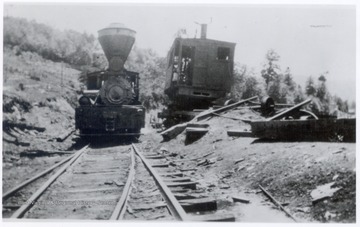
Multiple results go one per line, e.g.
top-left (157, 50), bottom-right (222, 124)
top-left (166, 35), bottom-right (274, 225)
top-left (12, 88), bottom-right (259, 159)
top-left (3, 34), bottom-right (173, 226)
top-left (131, 144), bottom-right (188, 221)
top-left (110, 146), bottom-right (136, 220)
top-left (259, 185), bottom-right (298, 222)
top-left (3, 154), bottom-right (76, 200)
top-left (10, 144), bottom-right (90, 219)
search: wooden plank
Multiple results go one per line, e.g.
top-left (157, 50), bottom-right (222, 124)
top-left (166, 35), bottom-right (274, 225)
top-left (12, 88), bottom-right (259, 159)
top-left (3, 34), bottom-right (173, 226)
top-left (145, 155), bottom-right (166, 159)
top-left (152, 163), bottom-right (169, 168)
top-left (11, 145), bottom-right (89, 218)
top-left (72, 170), bottom-right (118, 174)
top-left (232, 196), bottom-right (250, 204)
top-left (266, 98), bottom-right (312, 121)
top-left (180, 168), bottom-right (197, 172)
top-left (173, 194), bottom-right (202, 200)
top-left (196, 96), bottom-right (258, 121)
top-left (234, 158), bottom-right (245, 164)
top-left (160, 123), bottom-right (188, 141)
top-left (186, 123), bottom-right (209, 128)
top-left (180, 198), bottom-right (217, 212)
top-left (56, 129), bottom-right (75, 142)
top-left (170, 188), bottom-right (191, 193)
top-left (131, 202), bottom-right (167, 210)
top-left (163, 177), bottom-right (191, 183)
top-left (186, 127), bottom-right (209, 133)
top-left (166, 181), bottom-right (198, 190)
top-left (227, 130), bottom-right (253, 137)
top-left (159, 172), bottom-right (184, 177)
top-left (190, 213), bottom-right (236, 222)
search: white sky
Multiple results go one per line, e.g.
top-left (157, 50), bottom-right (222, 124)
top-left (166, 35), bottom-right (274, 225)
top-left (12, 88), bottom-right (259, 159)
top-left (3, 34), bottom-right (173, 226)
top-left (3, 3), bottom-right (356, 102)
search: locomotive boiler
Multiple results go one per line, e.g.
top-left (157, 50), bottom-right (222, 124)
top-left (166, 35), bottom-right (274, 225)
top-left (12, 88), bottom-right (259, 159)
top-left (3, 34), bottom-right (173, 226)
top-left (158, 24), bottom-right (236, 127)
top-left (75, 23), bottom-right (145, 137)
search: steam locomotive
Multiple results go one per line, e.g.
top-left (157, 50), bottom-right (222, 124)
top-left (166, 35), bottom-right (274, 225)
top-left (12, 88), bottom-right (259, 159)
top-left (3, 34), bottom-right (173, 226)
top-left (75, 23), bottom-right (145, 137)
top-left (158, 24), bottom-right (236, 127)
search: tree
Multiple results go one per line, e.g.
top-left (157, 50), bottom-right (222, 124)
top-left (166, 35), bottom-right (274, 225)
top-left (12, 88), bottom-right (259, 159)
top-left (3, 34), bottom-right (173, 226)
top-left (305, 76), bottom-right (316, 96)
top-left (261, 49), bottom-right (280, 88)
top-left (316, 72), bottom-right (329, 101)
top-left (283, 67), bottom-right (295, 91)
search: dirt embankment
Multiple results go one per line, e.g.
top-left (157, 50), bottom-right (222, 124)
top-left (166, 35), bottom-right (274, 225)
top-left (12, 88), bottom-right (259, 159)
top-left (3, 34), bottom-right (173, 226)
top-left (142, 108), bottom-right (356, 223)
top-left (3, 47), bottom-right (83, 194)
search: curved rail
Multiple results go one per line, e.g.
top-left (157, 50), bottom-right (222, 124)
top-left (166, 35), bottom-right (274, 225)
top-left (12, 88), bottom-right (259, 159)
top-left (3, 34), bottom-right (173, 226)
top-left (11, 144), bottom-right (90, 218)
top-left (3, 154), bottom-right (76, 200)
top-left (110, 147), bottom-right (136, 220)
top-left (131, 143), bottom-right (188, 221)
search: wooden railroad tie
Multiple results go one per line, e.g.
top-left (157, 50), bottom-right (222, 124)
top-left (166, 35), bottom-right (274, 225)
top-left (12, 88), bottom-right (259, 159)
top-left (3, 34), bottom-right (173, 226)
top-left (179, 198), bottom-right (217, 212)
top-left (166, 181), bottom-right (198, 190)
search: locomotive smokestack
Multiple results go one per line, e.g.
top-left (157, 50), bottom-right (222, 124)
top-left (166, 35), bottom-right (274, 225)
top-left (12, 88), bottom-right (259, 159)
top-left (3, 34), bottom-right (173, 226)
top-left (98, 23), bottom-right (136, 72)
top-left (200, 24), bottom-right (207, 39)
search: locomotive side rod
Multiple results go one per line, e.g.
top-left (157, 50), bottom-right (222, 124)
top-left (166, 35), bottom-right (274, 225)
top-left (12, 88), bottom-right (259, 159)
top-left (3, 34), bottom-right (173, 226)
top-left (11, 144), bottom-right (90, 218)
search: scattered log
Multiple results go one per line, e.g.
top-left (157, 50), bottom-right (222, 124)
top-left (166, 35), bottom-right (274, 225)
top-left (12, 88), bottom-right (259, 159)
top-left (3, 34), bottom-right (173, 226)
top-left (266, 99), bottom-right (312, 121)
top-left (173, 194), bottom-right (203, 200)
top-left (20, 150), bottom-right (73, 158)
top-left (163, 177), bottom-right (192, 183)
top-left (160, 123), bottom-right (187, 141)
top-left (211, 113), bottom-right (252, 123)
top-left (3, 121), bottom-right (46, 132)
top-left (151, 163), bottom-right (169, 168)
top-left (232, 196), bottom-right (250, 204)
top-left (160, 97), bottom-right (257, 141)
top-left (144, 155), bottom-right (166, 159)
top-left (180, 168), bottom-right (197, 172)
top-left (56, 129), bottom-right (75, 142)
top-left (159, 172), bottom-right (184, 177)
top-left (170, 188), bottom-right (191, 193)
top-left (187, 123), bottom-right (209, 128)
top-left (197, 158), bottom-right (216, 166)
top-left (196, 96), bottom-right (258, 121)
top-left (3, 138), bottom-right (30, 147)
top-left (186, 127), bottom-right (209, 134)
top-left (227, 130), bottom-right (253, 137)
top-left (234, 158), bottom-right (245, 164)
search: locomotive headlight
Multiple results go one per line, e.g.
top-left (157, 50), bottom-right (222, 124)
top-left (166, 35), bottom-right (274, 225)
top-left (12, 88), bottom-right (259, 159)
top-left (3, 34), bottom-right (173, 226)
top-left (108, 85), bottom-right (124, 104)
top-left (79, 96), bottom-right (91, 106)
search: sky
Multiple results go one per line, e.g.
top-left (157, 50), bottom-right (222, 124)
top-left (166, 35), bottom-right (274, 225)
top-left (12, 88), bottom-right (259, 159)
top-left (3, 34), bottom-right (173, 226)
top-left (3, 3), bottom-right (356, 103)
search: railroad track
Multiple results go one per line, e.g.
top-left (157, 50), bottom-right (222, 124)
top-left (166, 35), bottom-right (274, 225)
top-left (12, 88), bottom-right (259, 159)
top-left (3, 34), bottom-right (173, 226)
top-left (1, 143), bottom-right (190, 220)
top-left (3, 141), bottom-right (297, 221)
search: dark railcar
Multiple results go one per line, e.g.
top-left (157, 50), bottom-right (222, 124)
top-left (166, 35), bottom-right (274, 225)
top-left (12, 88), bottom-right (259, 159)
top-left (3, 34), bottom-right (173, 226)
top-left (159, 25), bottom-right (236, 126)
top-left (75, 23), bottom-right (145, 137)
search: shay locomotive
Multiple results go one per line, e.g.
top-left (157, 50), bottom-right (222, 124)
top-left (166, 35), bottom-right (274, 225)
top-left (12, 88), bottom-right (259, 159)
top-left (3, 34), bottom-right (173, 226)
top-left (158, 24), bottom-right (236, 127)
top-left (75, 23), bottom-right (145, 137)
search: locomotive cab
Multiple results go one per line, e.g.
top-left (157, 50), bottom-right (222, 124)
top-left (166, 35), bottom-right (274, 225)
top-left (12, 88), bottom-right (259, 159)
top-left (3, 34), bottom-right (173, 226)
top-left (164, 35), bottom-right (236, 110)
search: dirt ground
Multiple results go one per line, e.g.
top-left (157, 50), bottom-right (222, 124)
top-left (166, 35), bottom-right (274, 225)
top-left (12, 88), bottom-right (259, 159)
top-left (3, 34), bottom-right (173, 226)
top-left (2, 105), bottom-right (356, 222)
top-left (140, 108), bottom-right (356, 223)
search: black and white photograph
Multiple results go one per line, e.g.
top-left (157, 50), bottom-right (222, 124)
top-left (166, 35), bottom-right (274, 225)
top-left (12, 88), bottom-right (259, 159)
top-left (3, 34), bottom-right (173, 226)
top-left (2, 0), bottom-right (357, 224)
